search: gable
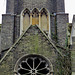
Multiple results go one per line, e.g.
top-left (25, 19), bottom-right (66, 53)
top-left (0, 25), bottom-right (64, 75)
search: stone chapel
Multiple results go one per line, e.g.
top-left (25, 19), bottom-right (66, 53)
top-left (0, 0), bottom-right (75, 75)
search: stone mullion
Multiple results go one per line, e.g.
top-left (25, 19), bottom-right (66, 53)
top-left (30, 13), bottom-right (32, 25)
top-left (39, 13), bottom-right (41, 28)
top-left (48, 13), bottom-right (51, 38)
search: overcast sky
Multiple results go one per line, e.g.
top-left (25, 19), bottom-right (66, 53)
top-left (0, 0), bottom-right (75, 24)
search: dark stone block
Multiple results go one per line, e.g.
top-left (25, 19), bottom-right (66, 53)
top-left (1, 14), bottom-right (15, 51)
top-left (56, 13), bottom-right (69, 47)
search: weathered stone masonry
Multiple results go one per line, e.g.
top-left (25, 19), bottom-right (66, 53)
top-left (0, 0), bottom-right (72, 75)
top-left (0, 25), bottom-right (71, 75)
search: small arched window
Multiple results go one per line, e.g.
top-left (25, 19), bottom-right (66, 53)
top-left (23, 9), bottom-right (30, 31)
top-left (40, 8), bottom-right (49, 32)
top-left (32, 8), bottom-right (39, 25)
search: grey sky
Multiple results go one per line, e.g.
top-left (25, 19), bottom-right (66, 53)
top-left (0, 0), bottom-right (75, 24)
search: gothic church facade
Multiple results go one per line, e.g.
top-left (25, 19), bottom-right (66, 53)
top-left (0, 0), bottom-right (74, 75)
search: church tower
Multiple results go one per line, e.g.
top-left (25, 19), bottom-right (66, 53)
top-left (1, 0), bottom-right (67, 51)
top-left (0, 0), bottom-right (71, 75)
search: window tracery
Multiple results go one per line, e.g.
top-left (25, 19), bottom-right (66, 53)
top-left (14, 55), bottom-right (52, 75)
top-left (21, 8), bottom-right (50, 36)
top-left (32, 8), bottom-right (39, 25)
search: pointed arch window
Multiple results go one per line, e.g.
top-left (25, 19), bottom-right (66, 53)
top-left (40, 8), bottom-right (49, 32)
top-left (23, 9), bottom-right (30, 31)
top-left (20, 8), bottom-right (50, 36)
top-left (32, 8), bottom-right (39, 25)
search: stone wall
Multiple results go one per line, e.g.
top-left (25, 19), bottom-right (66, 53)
top-left (6, 0), bottom-right (65, 15)
top-left (14, 15), bottom-right (20, 42)
top-left (6, 0), bottom-right (57, 14)
top-left (71, 37), bottom-right (75, 75)
top-left (6, 0), bottom-right (14, 14)
top-left (70, 15), bottom-right (75, 45)
top-left (56, 13), bottom-right (69, 47)
top-left (17, 0), bottom-right (53, 14)
top-left (1, 14), bottom-right (15, 51)
top-left (0, 25), bottom-right (69, 75)
top-left (4, 0), bottom-right (66, 50)
top-left (56, 0), bottom-right (65, 12)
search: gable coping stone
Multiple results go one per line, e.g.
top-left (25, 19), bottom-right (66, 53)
top-left (0, 25), bottom-right (64, 64)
